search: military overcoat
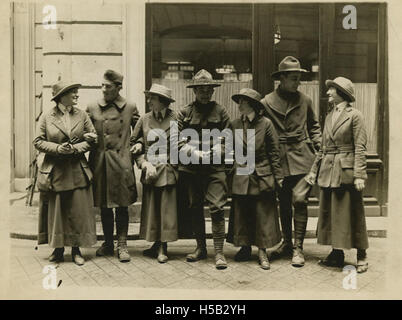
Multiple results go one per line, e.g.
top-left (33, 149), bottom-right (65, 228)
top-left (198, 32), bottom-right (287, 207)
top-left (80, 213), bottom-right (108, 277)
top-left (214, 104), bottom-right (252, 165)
top-left (261, 89), bottom-right (321, 177)
top-left (86, 95), bottom-right (139, 208)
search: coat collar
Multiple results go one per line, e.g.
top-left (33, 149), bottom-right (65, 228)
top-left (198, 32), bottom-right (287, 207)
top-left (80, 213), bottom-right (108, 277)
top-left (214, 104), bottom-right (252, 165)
top-left (326, 103), bottom-right (353, 140)
top-left (98, 95), bottom-right (127, 110)
top-left (265, 89), bottom-right (302, 117)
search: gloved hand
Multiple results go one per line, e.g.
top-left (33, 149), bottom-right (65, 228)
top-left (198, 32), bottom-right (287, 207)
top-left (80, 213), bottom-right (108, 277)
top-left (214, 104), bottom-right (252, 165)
top-left (130, 143), bottom-right (143, 155)
top-left (354, 178), bottom-right (365, 191)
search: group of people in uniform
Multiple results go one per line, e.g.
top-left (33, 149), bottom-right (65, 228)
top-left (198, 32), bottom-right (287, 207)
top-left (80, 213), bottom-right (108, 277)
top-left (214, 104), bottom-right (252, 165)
top-left (34, 56), bottom-right (369, 274)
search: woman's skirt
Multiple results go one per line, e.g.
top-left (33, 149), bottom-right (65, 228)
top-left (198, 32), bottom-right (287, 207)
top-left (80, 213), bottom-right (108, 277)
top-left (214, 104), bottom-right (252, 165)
top-left (227, 191), bottom-right (282, 248)
top-left (38, 186), bottom-right (97, 248)
top-left (139, 184), bottom-right (178, 242)
top-left (317, 187), bottom-right (369, 250)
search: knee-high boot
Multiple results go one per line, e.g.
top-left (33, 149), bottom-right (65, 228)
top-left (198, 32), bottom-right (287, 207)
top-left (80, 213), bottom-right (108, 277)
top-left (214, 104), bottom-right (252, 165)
top-left (115, 207), bottom-right (130, 262)
top-left (96, 208), bottom-right (115, 256)
top-left (211, 211), bottom-right (227, 269)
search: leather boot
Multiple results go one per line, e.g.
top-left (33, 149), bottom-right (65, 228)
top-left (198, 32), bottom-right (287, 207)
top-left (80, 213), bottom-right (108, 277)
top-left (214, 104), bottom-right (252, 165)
top-left (143, 241), bottom-right (161, 258)
top-left (49, 247), bottom-right (64, 263)
top-left (320, 249), bottom-right (344, 268)
top-left (186, 238), bottom-right (207, 262)
top-left (356, 249), bottom-right (368, 273)
top-left (258, 248), bottom-right (270, 270)
top-left (157, 242), bottom-right (168, 264)
top-left (212, 212), bottom-right (227, 270)
top-left (291, 203), bottom-right (308, 267)
top-left (96, 208), bottom-right (115, 256)
top-left (116, 207), bottom-right (130, 262)
top-left (186, 207), bottom-right (207, 262)
top-left (72, 247), bottom-right (85, 266)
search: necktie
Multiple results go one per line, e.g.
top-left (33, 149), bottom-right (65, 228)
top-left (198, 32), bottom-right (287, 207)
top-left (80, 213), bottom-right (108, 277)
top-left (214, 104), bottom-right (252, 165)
top-left (157, 111), bottom-right (163, 122)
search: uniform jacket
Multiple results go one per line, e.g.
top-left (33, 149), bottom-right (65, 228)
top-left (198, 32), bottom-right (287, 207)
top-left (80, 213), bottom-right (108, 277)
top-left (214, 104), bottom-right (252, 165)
top-left (86, 95), bottom-right (139, 207)
top-left (261, 88), bottom-right (321, 176)
top-left (131, 108), bottom-right (179, 187)
top-left (177, 101), bottom-right (231, 173)
top-left (33, 106), bottom-right (95, 192)
top-left (231, 114), bottom-right (283, 195)
top-left (310, 104), bottom-right (368, 188)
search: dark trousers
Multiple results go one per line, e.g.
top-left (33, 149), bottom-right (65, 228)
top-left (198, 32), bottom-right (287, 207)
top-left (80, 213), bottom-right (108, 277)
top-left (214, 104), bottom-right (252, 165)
top-left (278, 174), bottom-right (312, 247)
top-left (100, 207), bottom-right (129, 246)
top-left (177, 170), bottom-right (227, 249)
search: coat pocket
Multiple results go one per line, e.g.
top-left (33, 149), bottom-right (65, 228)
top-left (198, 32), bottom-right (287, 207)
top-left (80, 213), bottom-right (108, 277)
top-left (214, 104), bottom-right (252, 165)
top-left (255, 165), bottom-right (274, 192)
top-left (340, 157), bottom-right (354, 185)
top-left (37, 161), bottom-right (54, 192)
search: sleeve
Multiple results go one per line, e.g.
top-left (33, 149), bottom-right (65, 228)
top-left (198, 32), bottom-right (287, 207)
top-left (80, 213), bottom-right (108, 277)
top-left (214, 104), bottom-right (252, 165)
top-left (33, 114), bottom-right (60, 156)
top-left (71, 112), bottom-right (97, 154)
top-left (176, 107), bottom-right (196, 157)
top-left (306, 100), bottom-right (322, 152)
top-left (352, 110), bottom-right (368, 180)
top-left (265, 120), bottom-right (284, 182)
top-left (130, 117), bottom-right (146, 169)
top-left (131, 103), bottom-right (141, 129)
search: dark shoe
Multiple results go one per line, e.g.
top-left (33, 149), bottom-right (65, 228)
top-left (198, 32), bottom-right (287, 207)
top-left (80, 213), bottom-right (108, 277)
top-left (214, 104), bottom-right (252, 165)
top-left (320, 249), bottom-right (345, 268)
top-left (291, 247), bottom-right (305, 267)
top-left (157, 243), bottom-right (168, 264)
top-left (215, 253), bottom-right (227, 270)
top-left (72, 248), bottom-right (85, 266)
top-left (96, 242), bottom-right (114, 257)
top-left (117, 245), bottom-right (131, 263)
top-left (49, 248), bottom-right (64, 263)
top-left (186, 247), bottom-right (207, 262)
top-left (234, 246), bottom-right (252, 262)
top-left (356, 259), bottom-right (369, 273)
top-left (143, 241), bottom-right (160, 258)
top-left (258, 249), bottom-right (270, 270)
top-left (270, 241), bottom-right (293, 260)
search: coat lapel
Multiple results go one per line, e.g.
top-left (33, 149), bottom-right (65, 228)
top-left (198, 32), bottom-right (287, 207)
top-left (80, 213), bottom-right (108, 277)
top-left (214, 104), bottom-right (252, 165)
top-left (325, 110), bottom-right (335, 142)
top-left (332, 107), bottom-right (350, 135)
top-left (50, 108), bottom-right (70, 138)
top-left (69, 108), bottom-right (81, 134)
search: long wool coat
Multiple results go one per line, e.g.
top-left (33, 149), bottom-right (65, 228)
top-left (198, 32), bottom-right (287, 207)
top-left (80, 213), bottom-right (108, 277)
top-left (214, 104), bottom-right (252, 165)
top-left (34, 105), bottom-right (97, 246)
top-left (87, 95), bottom-right (139, 208)
top-left (309, 104), bottom-right (369, 249)
top-left (227, 114), bottom-right (284, 248)
top-left (131, 108), bottom-right (179, 242)
top-left (261, 88), bottom-right (321, 177)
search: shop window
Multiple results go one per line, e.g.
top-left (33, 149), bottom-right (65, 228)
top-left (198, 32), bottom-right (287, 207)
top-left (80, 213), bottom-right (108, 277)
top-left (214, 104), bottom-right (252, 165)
top-left (334, 3), bottom-right (379, 153)
top-left (150, 3), bottom-right (252, 119)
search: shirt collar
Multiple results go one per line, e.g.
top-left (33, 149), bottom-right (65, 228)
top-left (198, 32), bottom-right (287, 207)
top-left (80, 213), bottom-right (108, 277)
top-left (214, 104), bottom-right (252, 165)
top-left (153, 108), bottom-right (168, 120)
top-left (58, 103), bottom-right (73, 114)
top-left (241, 111), bottom-right (256, 123)
top-left (98, 95), bottom-right (127, 109)
top-left (335, 101), bottom-right (348, 111)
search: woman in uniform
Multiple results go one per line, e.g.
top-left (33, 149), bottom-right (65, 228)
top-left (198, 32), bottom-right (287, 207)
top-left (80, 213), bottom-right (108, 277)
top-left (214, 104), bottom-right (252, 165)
top-left (227, 88), bottom-right (284, 270)
top-left (306, 76), bottom-right (369, 273)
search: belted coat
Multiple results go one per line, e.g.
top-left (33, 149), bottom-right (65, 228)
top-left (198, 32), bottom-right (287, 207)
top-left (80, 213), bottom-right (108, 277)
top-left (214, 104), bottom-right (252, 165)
top-left (33, 106), bottom-right (95, 192)
top-left (309, 104), bottom-right (368, 188)
top-left (261, 89), bottom-right (321, 177)
top-left (86, 95), bottom-right (139, 208)
top-left (230, 114), bottom-right (283, 195)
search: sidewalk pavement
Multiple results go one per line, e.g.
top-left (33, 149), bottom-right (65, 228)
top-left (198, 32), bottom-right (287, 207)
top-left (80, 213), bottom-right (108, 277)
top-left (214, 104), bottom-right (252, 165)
top-left (6, 193), bottom-right (387, 297)
top-left (7, 237), bottom-right (386, 295)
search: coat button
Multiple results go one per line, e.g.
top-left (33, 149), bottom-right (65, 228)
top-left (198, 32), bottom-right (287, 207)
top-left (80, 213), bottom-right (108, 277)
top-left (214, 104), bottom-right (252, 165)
top-left (119, 133), bottom-right (122, 138)
top-left (120, 119), bottom-right (123, 123)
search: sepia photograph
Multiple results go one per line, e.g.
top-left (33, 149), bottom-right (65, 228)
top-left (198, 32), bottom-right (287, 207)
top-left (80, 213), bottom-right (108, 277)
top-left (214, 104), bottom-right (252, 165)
top-left (1, 0), bottom-right (401, 303)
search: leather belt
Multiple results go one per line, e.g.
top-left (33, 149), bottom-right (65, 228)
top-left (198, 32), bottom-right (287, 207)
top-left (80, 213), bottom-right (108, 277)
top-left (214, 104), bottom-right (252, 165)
top-left (323, 145), bottom-right (354, 154)
top-left (278, 133), bottom-right (306, 144)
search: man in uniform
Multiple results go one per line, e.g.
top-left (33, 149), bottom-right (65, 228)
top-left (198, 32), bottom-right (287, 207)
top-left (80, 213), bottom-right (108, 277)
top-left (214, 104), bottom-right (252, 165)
top-left (261, 56), bottom-right (321, 267)
top-left (177, 69), bottom-right (231, 269)
top-left (86, 70), bottom-right (139, 262)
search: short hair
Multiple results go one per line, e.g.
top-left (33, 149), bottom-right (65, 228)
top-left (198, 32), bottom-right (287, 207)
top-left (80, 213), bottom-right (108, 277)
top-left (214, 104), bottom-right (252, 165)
top-left (335, 88), bottom-right (352, 103)
top-left (157, 95), bottom-right (171, 107)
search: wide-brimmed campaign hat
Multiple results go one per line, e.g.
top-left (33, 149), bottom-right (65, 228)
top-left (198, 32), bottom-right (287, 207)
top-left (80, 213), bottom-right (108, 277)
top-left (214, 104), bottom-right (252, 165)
top-left (51, 81), bottom-right (81, 101)
top-left (144, 83), bottom-right (175, 103)
top-left (325, 76), bottom-right (355, 102)
top-left (186, 69), bottom-right (221, 88)
top-left (231, 88), bottom-right (264, 111)
top-left (271, 56), bottom-right (308, 79)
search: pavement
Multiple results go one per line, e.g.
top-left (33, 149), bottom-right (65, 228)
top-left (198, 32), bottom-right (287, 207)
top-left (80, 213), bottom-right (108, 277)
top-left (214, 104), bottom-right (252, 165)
top-left (4, 192), bottom-right (389, 299)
